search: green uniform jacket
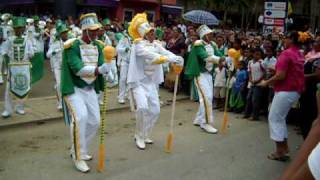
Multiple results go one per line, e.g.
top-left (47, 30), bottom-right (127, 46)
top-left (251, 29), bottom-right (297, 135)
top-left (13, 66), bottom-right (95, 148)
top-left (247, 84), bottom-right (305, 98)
top-left (61, 39), bottom-right (105, 96)
top-left (184, 41), bottom-right (209, 80)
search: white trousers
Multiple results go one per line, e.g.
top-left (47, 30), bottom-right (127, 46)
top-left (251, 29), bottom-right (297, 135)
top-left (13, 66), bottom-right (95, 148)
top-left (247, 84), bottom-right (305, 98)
top-left (194, 72), bottom-right (214, 126)
top-left (2, 55), bottom-right (8, 76)
top-left (3, 76), bottom-right (25, 114)
top-left (0, 55), bottom-right (3, 82)
top-left (53, 66), bottom-right (62, 107)
top-left (308, 142), bottom-right (320, 179)
top-left (118, 63), bottom-right (128, 101)
top-left (106, 60), bottom-right (118, 87)
top-left (65, 87), bottom-right (100, 160)
top-left (268, 91), bottom-right (300, 142)
top-left (132, 80), bottom-right (160, 139)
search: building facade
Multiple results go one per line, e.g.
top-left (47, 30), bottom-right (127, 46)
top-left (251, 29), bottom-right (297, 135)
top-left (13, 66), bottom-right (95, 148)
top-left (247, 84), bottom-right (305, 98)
top-left (0, 0), bottom-right (183, 22)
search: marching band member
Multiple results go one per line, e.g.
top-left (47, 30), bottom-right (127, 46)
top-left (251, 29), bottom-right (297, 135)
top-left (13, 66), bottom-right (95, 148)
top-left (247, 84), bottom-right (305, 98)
top-left (29, 19), bottom-right (46, 84)
top-left (1, 17), bottom-right (36, 118)
top-left (0, 27), bottom-right (4, 84)
top-left (0, 13), bottom-right (14, 83)
top-left (127, 13), bottom-right (183, 150)
top-left (61, 13), bottom-right (113, 173)
top-left (47, 24), bottom-right (69, 110)
top-left (116, 31), bottom-right (131, 104)
top-left (185, 25), bottom-right (224, 134)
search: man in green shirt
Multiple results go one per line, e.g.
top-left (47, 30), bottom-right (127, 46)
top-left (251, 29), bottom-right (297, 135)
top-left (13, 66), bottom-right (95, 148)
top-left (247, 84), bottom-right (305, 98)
top-left (61, 13), bottom-right (113, 173)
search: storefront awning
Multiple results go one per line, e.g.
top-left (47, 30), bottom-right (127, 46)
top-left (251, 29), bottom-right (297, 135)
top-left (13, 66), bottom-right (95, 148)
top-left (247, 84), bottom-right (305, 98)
top-left (4, 0), bottom-right (34, 5)
top-left (83, 0), bottom-right (119, 7)
top-left (161, 5), bottom-right (183, 14)
top-left (122, 0), bottom-right (158, 4)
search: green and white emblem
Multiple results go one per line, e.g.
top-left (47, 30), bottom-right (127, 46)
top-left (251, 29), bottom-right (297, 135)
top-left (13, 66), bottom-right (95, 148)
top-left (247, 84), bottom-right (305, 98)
top-left (9, 63), bottom-right (31, 98)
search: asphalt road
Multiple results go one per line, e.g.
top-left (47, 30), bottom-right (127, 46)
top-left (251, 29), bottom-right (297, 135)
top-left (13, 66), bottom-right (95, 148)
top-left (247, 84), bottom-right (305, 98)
top-left (0, 101), bottom-right (302, 180)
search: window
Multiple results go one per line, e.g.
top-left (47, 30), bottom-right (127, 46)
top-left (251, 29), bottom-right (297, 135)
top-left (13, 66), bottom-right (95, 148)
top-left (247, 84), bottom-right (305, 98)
top-left (146, 11), bottom-right (155, 22)
top-left (124, 9), bottom-right (134, 22)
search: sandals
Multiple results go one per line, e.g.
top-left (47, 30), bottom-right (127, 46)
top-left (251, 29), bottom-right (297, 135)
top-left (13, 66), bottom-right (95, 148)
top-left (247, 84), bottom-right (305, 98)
top-left (267, 152), bottom-right (290, 162)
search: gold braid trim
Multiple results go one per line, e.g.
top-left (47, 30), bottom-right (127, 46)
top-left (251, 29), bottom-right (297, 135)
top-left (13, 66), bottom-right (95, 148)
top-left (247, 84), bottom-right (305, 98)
top-left (63, 97), bottom-right (81, 160)
top-left (195, 77), bottom-right (211, 124)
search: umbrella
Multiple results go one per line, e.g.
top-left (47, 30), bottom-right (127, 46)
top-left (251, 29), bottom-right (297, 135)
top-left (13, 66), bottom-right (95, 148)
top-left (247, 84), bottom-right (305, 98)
top-left (183, 10), bottom-right (219, 25)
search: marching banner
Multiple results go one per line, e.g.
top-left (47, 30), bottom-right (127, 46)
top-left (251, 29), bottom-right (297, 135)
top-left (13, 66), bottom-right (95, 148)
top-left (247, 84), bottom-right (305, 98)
top-left (9, 63), bottom-right (31, 98)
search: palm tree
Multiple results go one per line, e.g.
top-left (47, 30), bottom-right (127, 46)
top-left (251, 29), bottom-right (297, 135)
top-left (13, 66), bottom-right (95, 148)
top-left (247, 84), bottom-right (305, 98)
top-left (185, 0), bottom-right (251, 23)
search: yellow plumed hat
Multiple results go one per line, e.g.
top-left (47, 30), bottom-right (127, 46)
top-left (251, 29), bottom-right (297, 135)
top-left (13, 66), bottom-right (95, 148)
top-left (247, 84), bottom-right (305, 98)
top-left (128, 13), bottom-right (153, 40)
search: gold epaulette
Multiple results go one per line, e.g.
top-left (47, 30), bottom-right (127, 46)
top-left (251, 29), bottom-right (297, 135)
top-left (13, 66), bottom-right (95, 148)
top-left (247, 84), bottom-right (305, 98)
top-left (64, 38), bottom-right (77, 49)
top-left (194, 40), bottom-right (203, 46)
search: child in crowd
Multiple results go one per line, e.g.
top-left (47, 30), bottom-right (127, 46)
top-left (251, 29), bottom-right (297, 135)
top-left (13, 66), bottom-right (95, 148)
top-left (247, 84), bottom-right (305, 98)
top-left (187, 32), bottom-right (200, 101)
top-left (229, 61), bottom-right (248, 113)
top-left (263, 46), bottom-right (277, 110)
top-left (213, 62), bottom-right (227, 109)
top-left (243, 48), bottom-right (265, 120)
top-left (216, 35), bottom-right (228, 56)
top-left (242, 48), bottom-right (253, 65)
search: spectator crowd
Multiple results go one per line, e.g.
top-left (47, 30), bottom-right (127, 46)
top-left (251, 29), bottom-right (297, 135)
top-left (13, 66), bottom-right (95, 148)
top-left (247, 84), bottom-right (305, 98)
top-left (1, 12), bottom-right (320, 179)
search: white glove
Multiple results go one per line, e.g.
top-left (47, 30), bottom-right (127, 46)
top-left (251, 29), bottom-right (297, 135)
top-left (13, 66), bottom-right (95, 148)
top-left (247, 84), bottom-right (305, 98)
top-left (168, 56), bottom-right (184, 65)
top-left (98, 63), bottom-right (112, 74)
top-left (175, 56), bottom-right (184, 66)
top-left (105, 71), bottom-right (114, 83)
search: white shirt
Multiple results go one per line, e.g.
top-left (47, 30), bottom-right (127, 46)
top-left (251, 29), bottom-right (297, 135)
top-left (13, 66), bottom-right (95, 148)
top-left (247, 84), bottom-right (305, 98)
top-left (47, 39), bottom-right (64, 69)
top-left (204, 41), bottom-right (220, 72)
top-left (214, 67), bottom-right (227, 87)
top-left (49, 28), bottom-right (57, 45)
top-left (116, 36), bottom-right (131, 66)
top-left (178, 24), bottom-right (187, 37)
top-left (127, 39), bottom-right (180, 87)
top-left (1, 24), bottom-right (13, 40)
top-left (248, 59), bottom-right (265, 84)
top-left (263, 56), bottom-right (277, 77)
